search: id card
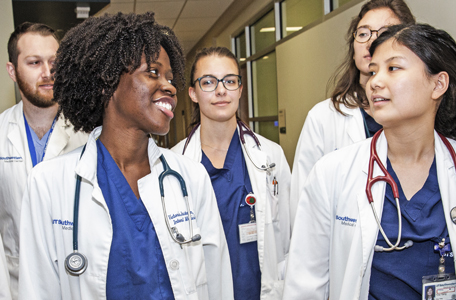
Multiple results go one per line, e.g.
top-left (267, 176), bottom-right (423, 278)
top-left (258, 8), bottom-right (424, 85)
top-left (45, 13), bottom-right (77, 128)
top-left (422, 273), bottom-right (456, 300)
top-left (239, 223), bottom-right (257, 244)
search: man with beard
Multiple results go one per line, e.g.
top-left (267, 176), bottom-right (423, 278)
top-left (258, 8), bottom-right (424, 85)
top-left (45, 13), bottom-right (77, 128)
top-left (0, 22), bottom-right (87, 299)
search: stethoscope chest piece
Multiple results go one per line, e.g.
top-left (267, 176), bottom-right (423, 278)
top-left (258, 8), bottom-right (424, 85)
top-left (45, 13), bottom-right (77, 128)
top-left (65, 252), bottom-right (88, 276)
top-left (451, 207), bottom-right (456, 224)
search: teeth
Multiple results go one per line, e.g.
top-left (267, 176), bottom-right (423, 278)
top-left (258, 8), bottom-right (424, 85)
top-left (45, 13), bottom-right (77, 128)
top-left (156, 101), bottom-right (172, 111)
top-left (373, 98), bottom-right (386, 102)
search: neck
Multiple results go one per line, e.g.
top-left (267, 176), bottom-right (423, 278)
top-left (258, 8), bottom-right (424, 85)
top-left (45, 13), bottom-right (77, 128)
top-left (22, 100), bottom-right (59, 139)
top-left (99, 122), bottom-right (150, 170)
top-left (384, 125), bottom-right (435, 164)
top-left (200, 116), bottom-right (237, 149)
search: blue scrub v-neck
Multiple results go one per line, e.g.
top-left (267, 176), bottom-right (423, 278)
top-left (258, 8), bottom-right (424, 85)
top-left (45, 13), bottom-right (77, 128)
top-left (201, 130), bottom-right (261, 300)
top-left (96, 140), bottom-right (173, 300)
top-left (369, 157), bottom-right (454, 299)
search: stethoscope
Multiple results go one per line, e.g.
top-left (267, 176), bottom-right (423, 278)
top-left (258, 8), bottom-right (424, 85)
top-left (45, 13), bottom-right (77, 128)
top-left (367, 129), bottom-right (456, 252)
top-left (182, 119), bottom-right (276, 174)
top-left (65, 147), bottom-right (200, 276)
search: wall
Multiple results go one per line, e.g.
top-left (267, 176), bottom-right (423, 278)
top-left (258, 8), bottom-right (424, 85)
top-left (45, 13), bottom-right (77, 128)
top-left (0, 1), bottom-right (16, 113)
top-left (276, 0), bottom-right (456, 165)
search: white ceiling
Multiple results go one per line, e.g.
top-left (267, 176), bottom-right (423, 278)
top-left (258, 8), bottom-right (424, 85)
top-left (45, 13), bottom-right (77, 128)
top-left (99, 0), bottom-right (235, 54)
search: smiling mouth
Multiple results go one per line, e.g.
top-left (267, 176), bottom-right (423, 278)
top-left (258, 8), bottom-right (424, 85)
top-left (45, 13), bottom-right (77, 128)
top-left (155, 101), bottom-right (173, 111)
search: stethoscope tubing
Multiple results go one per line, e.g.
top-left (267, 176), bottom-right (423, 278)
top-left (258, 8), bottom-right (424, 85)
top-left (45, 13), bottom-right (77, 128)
top-left (368, 129), bottom-right (456, 252)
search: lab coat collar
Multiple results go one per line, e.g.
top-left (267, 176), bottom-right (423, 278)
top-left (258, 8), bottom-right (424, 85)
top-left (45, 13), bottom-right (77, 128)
top-left (44, 114), bottom-right (71, 159)
top-left (75, 126), bottom-right (162, 186)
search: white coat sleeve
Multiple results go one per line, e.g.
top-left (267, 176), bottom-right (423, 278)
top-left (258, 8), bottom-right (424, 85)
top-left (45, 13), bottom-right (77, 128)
top-left (290, 106), bottom-right (326, 230)
top-left (194, 164), bottom-right (234, 299)
top-left (18, 170), bottom-right (61, 300)
top-left (283, 160), bottom-right (331, 300)
top-left (0, 233), bottom-right (12, 300)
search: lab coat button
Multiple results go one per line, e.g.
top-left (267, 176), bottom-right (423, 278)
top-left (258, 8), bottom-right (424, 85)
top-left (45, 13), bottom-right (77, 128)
top-left (169, 259), bottom-right (179, 270)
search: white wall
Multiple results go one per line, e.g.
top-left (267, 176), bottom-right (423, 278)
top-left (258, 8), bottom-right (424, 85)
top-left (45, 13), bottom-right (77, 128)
top-left (0, 1), bottom-right (15, 113)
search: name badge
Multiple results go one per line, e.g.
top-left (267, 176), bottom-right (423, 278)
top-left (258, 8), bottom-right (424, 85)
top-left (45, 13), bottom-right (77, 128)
top-left (239, 223), bottom-right (257, 244)
top-left (0, 156), bottom-right (23, 162)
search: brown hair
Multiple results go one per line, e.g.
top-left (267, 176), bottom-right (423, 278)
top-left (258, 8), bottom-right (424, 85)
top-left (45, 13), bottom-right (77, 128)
top-left (330, 0), bottom-right (415, 114)
top-left (8, 22), bottom-right (58, 68)
top-left (189, 46), bottom-right (241, 127)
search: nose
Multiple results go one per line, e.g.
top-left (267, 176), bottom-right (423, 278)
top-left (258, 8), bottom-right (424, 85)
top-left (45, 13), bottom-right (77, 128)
top-left (368, 71), bottom-right (384, 92)
top-left (367, 30), bottom-right (380, 49)
top-left (215, 80), bottom-right (227, 96)
top-left (161, 77), bottom-right (177, 96)
top-left (41, 62), bottom-right (52, 79)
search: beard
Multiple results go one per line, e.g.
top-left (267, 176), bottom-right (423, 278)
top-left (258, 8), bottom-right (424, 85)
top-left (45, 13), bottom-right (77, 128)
top-left (16, 70), bottom-right (55, 108)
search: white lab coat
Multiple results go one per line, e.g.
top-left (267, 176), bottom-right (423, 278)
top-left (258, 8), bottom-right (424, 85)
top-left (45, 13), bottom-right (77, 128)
top-left (289, 98), bottom-right (365, 229)
top-left (0, 101), bottom-right (88, 299)
top-left (172, 125), bottom-right (291, 300)
top-left (283, 131), bottom-right (456, 300)
top-left (18, 126), bottom-right (233, 300)
top-left (0, 233), bottom-right (12, 300)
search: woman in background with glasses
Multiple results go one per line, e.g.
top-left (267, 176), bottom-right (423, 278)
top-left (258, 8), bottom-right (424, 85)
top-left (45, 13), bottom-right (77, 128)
top-left (172, 47), bottom-right (291, 300)
top-left (289, 0), bottom-right (415, 227)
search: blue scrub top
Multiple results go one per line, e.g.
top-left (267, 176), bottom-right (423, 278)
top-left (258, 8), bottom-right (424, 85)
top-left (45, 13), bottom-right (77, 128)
top-left (201, 130), bottom-right (261, 300)
top-left (24, 115), bottom-right (52, 166)
top-left (96, 140), bottom-right (174, 300)
top-left (369, 158), bottom-right (454, 299)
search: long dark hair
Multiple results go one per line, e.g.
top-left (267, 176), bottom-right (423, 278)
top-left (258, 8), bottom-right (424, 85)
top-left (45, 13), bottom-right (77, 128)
top-left (189, 47), bottom-right (240, 127)
top-left (370, 23), bottom-right (456, 139)
top-left (330, 0), bottom-right (414, 114)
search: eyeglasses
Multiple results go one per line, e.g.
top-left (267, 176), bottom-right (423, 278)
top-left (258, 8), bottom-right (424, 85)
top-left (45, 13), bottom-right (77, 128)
top-left (193, 75), bottom-right (242, 92)
top-left (353, 27), bottom-right (388, 43)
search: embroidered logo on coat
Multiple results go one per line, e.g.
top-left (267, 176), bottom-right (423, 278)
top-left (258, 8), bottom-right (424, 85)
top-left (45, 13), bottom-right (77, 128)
top-left (335, 215), bottom-right (357, 227)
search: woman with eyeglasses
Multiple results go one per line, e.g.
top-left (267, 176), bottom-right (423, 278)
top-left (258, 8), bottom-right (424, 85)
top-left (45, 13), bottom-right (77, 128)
top-left (289, 0), bottom-right (415, 227)
top-left (172, 47), bottom-right (291, 300)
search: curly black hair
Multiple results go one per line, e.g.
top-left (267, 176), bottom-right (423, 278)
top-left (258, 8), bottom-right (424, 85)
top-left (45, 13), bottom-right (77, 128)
top-left (53, 12), bottom-right (185, 133)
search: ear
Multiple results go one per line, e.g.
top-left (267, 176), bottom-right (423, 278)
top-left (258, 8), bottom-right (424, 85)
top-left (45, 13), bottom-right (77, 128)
top-left (6, 62), bottom-right (17, 82)
top-left (432, 71), bottom-right (449, 101)
top-left (188, 86), bottom-right (198, 104)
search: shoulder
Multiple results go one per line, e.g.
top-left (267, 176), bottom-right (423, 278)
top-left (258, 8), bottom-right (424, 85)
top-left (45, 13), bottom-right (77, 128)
top-left (30, 146), bottom-right (82, 178)
top-left (171, 138), bottom-right (187, 154)
top-left (0, 103), bottom-right (21, 126)
top-left (160, 147), bottom-right (207, 173)
top-left (253, 132), bottom-right (286, 156)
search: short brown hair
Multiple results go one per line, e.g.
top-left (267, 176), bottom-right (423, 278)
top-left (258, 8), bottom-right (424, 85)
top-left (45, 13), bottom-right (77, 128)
top-left (8, 22), bottom-right (58, 68)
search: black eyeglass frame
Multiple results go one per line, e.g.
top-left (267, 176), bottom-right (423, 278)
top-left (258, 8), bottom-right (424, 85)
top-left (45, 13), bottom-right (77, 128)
top-left (353, 26), bottom-right (388, 44)
top-left (193, 74), bottom-right (242, 92)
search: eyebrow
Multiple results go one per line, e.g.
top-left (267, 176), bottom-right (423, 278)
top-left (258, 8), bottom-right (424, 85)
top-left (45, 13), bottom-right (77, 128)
top-left (369, 56), bottom-right (406, 68)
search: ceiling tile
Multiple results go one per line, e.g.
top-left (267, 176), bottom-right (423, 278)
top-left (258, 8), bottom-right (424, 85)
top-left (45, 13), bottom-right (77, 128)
top-left (135, 1), bottom-right (185, 20)
top-left (180, 0), bottom-right (233, 18)
top-left (98, 3), bottom-right (135, 14)
top-left (173, 16), bottom-right (217, 32)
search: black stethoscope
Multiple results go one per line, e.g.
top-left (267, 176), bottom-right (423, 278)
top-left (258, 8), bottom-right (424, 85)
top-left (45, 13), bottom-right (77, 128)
top-left (65, 147), bottom-right (200, 276)
top-left (367, 129), bottom-right (456, 252)
top-left (182, 120), bottom-right (276, 174)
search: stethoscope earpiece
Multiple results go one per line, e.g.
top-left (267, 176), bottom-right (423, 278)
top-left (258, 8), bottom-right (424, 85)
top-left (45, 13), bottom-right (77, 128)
top-left (65, 251), bottom-right (88, 276)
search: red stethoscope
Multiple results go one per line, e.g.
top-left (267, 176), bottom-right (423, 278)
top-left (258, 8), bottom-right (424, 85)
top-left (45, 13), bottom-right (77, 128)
top-left (367, 129), bottom-right (456, 252)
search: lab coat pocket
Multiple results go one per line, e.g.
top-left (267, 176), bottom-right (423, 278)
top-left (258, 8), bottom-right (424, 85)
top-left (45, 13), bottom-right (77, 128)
top-left (267, 182), bottom-right (279, 222)
top-left (179, 227), bottom-right (207, 295)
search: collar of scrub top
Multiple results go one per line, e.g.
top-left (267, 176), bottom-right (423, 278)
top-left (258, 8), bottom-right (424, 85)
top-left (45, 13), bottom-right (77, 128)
top-left (23, 113), bottom-right (58, 167)
top-left (367, 129), bottom-right (456, 252)
top-left (182, 120), bottom-right (275, 173)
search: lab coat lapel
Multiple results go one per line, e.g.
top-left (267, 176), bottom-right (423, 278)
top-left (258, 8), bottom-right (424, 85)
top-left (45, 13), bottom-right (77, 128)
top-left (240, 130), bottom-right (269, 271)
top-left (435, 132), bottom-right (456, 255)
top-left (340, 104), bottom-right (365, 144)
top-left (7, 102), bottom-right (32, 170)
top-left (183, 126), bottom-right (203, 162)
top-left (358, 132), bottom-right (387, 266)
top-left (44, 115), bottom-right (70, 160)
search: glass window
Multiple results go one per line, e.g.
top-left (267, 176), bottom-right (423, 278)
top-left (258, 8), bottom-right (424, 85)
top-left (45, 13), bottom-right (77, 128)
top-left (281, 0), bottom-right (323, 38)
top-left (235, 31), bottom-right (246, 62)
top-left (332, 0), bottom-right (353, 10)
top-left (250, 9), bottom-right (275, 55)
top-left (251, 51), bottom-right (279, 143)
